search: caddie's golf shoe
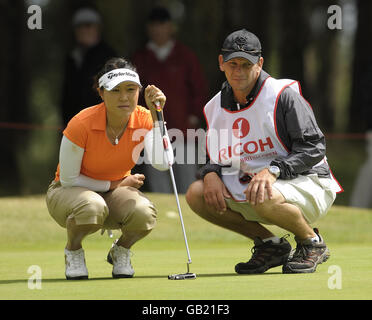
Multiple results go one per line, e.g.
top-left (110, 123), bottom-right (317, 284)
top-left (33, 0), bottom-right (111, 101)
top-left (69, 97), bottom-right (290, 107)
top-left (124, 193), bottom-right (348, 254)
top-left (283, 228), bottom-right (330, 274)
top-left (235, 235), bottom-right (292, 274)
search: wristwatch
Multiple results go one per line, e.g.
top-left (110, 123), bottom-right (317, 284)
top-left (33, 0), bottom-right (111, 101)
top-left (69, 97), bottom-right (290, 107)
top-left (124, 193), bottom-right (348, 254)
top-left (268, 165), bottom-right (280, 178)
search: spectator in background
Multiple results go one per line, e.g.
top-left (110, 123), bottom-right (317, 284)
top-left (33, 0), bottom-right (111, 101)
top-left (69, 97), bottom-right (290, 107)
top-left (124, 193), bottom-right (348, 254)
top-left (132, 6), bottom-right (208, 193)
top-left (350, 132), bottom-right (372, 208)
top-left (350, 72), bottom-right (372, 208)
top-left (60, 7), bottom-right (116, 126)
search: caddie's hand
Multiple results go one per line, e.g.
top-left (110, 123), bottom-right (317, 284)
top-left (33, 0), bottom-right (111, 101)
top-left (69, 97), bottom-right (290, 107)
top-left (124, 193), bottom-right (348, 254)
top-left (244, 168), bottom-right (276, 205)
top-left (120, 174), bottom-right (145, 189)
top-left (144, 85), bottom-right (166, 112)
top-left (203, 172), bottom-right (231, 214)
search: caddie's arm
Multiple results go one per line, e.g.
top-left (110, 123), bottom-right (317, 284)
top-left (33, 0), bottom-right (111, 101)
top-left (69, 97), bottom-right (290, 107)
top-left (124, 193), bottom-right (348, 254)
top-left (270, 88), bottom-right (327, 179)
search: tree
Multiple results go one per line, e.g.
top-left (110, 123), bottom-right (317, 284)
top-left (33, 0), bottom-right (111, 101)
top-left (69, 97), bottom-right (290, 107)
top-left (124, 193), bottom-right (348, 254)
top-left (0, 0), bottom-right (30, 195)
top-left (277, 0), bottom-right (310, 98)
top-left (311, 0), bottom-right (340, 131)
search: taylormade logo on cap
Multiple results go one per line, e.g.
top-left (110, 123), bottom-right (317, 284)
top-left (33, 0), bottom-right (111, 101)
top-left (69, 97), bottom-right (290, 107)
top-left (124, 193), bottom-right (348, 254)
top-left (99, 68), bottom-right (142, 90)
top-left (107, 71), bottom-right (136, 80)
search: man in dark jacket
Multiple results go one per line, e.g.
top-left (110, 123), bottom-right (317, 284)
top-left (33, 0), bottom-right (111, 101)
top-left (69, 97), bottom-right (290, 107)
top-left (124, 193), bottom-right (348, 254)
top-left (61, 7), bottom-right (116, 126)
top-left (186, 29), bottom-right (342, 274)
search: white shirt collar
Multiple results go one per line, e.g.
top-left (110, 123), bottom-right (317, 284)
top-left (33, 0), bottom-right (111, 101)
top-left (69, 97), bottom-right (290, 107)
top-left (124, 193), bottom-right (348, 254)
top-left (147, 40), bottom-right (175, 62)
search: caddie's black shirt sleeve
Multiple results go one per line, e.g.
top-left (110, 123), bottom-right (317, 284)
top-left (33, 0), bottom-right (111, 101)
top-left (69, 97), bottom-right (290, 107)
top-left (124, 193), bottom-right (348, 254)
top-left (271, 87), bottom-right (330, 179)
top-left (196, 160), bottom-right (222, 180)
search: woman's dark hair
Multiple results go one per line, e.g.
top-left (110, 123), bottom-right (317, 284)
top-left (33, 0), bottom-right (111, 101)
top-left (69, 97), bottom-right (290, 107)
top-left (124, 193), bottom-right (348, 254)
top-left (93, 57), bottom-right (138, 91)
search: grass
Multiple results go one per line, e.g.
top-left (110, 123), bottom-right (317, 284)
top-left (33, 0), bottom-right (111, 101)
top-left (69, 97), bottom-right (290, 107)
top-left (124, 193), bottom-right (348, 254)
top-left (0, 193), bottom-right (372, 300)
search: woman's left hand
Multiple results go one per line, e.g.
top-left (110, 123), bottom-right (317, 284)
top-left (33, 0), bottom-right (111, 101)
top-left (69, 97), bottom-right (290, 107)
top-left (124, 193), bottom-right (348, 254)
top-left (144, 85), bottom-right (166, 111)
top-left (120, 174), bottom-right (145, 189)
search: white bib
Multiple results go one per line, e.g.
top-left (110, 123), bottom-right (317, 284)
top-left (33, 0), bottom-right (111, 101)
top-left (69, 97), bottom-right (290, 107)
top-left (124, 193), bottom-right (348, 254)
top-left (204, 77), bottom-right (334, 201)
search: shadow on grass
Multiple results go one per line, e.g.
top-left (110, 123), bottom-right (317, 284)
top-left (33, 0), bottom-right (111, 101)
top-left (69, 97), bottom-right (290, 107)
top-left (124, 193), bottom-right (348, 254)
top-left (196, 272), bottom-right (282, 278)
top-left (0, 272), bottom-right (283, 285)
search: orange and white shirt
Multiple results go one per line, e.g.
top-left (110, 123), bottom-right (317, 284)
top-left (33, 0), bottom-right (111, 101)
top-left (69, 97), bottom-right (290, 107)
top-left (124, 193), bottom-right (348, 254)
top-left (55, 102), bottom-right (153, 191)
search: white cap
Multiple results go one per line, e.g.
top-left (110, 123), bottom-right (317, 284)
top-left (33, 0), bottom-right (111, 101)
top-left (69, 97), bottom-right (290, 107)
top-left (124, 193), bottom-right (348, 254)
top-left (72, 8), bottom-right (102, 26)
top-left (98, 68), bottom-right (142, 90)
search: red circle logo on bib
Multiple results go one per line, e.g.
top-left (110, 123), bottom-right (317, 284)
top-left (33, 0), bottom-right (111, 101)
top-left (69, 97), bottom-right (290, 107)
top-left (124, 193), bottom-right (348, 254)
top-left (232, 118), bottom-right (250, 138)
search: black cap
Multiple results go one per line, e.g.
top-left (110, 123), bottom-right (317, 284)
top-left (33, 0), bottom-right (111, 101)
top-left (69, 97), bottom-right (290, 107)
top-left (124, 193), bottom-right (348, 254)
top-left (222, 29), bottom-right (262, 64)
top-left (147, 6), bottom-right (171, 23)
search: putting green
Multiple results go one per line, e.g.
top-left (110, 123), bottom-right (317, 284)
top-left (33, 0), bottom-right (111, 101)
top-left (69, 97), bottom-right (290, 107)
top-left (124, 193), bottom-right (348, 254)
top-left (0, 194), bottom-right (371, 300)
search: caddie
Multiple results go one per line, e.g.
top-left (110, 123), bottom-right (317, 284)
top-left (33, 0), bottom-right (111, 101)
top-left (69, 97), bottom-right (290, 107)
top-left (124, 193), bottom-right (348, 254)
top-left (186, 29), bottom-right (342, 274)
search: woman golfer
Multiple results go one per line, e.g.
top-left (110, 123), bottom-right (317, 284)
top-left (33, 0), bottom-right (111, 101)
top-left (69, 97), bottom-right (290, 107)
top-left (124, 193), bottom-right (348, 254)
top-left (46, 57), bottom-right (166, 280)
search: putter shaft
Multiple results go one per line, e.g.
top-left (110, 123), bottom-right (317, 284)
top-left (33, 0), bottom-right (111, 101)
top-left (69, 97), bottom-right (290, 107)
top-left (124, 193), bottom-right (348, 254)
top-left (155, 102), bottom-right (193, 268)
top-left (168, 164), bottom-right (192, 265)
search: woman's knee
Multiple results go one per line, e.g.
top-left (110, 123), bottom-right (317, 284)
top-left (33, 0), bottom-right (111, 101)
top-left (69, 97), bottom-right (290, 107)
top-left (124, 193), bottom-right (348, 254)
top-left (134, 200), bottom-right (157, 227)
top-left (47, 184), bottom-right (108, 227)
top-left (74, 195), bottom-right (108, 226)
top-left (121, 198), bottom-right (157, 231)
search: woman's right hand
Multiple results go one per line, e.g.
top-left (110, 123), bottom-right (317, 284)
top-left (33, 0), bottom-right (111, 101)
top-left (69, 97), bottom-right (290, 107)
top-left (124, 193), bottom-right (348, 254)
top-left (144, 85), bottom-right (166, 112)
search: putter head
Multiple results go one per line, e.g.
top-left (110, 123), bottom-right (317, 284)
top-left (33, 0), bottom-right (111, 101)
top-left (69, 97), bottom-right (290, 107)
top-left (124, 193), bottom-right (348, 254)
top-left (168, 273), bottom-right (196, 280)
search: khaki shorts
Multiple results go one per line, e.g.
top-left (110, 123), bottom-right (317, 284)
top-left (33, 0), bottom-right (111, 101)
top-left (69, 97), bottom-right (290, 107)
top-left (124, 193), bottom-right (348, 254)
top-left (226, 174), bottom-right (337, 225)
top-left (45, 181), bottom-right (157, 231)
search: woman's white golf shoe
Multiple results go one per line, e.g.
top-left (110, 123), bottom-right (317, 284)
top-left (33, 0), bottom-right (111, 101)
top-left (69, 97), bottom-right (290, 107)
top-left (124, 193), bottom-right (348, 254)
top-left (64, 248), bottom-right (89, 280)
top-left (107, 243), bottom-right (135, 278)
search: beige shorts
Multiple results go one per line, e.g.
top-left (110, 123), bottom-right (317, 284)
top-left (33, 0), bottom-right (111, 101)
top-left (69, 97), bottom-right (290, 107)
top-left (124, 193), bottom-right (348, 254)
top-left (226, 174), bottom-right (337, 225)
top-left (45, 181), bottom-right (157, 231)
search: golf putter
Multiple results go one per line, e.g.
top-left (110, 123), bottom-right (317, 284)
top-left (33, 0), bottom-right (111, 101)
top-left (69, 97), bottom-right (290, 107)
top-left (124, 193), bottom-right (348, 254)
top-left (154, 101), bottom-right (196, 280)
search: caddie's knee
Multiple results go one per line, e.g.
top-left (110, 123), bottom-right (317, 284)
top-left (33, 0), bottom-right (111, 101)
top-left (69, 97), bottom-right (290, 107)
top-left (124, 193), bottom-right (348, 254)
top-left (253, 191), bottom-right (284, 219)
top-left (186, 180), bottom-right (204, 209)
